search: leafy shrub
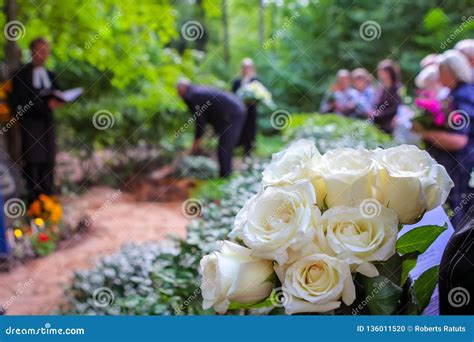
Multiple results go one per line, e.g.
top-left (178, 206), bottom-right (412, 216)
top-left (175, 156), bottom-right (219, 180)
top-left (285, 113), bottom-right (394, 153)
top-left (61, 160), bottom-right (265, 315)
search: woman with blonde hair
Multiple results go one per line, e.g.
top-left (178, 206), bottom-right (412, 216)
top-left (413, 49), bottom-right (474, 226)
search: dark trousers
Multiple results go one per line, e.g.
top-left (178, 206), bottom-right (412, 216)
top-left (218, 117), bottom-right (245, 178)
top-left (23, 161), bottom-right (54, 202)
top-left (239, 105), bottom-right (257, 156)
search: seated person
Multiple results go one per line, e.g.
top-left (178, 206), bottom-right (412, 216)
top-left (320, 69), bottom-right (358, 117)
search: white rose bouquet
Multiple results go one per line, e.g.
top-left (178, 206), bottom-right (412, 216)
top-left (200, 140), bottom-right (454, 315)
top-left (236, 80), bottom-right (275, 109)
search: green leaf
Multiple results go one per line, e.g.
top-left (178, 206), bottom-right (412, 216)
top-left (400, 258), bottom-right (417, 286)
top-left (363, 276), bottom-right (403, 315)
top-left (228, 288), bottom-right (278, 310)
top-left (413, 266), bottom-right (439, 311)
top-left (396, 224), bottom-right (447, 255)
top-left (374, 253), bottom-right (402, 286)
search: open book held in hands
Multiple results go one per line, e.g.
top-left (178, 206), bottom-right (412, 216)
top-left (39, 87), bottom-right (84, 103)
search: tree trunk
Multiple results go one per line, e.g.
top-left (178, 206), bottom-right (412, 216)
top-left (4, 0), bottom-right (20, 74)
top-left (222, 0), bottom-right (229, 68)
top-left (195, 0), bottom-right (208, 52)
top-left (258, 0), bottom-right (264, 47)
top-left (3, 0), bottom-right (22, 163)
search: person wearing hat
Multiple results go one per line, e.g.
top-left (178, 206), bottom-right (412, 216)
top-left (455, 39), bottom-right (474, 79)
top-left (177, 79), bottom-right (246, 177)
top-left (232, 58), bottom-right (260, 156)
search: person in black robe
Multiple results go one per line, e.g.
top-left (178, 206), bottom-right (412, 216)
top-left (10, 38), bottom-right (62, 202)
top-left (232, 58), bottom-right (259, 156)
top-left (177, 79), bottom-right (246, 177)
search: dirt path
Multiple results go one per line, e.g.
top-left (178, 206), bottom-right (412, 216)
top-left (0, 186), bottom-right (188, 315)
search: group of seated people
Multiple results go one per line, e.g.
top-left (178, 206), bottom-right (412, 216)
top-left (320, 39), bottom-right (474, 138)
top-left (320, 60), bottom-right (403, 134)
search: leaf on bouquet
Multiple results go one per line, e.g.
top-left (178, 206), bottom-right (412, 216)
top-left (400, 257), bottom-right (417, 286)
top-left (413, 265), bottom-right (439, 311)
top-left (363, 275), bottom-right (403, 315)
top-left (396, 223), bottom-right (447, 255)
top-left (227, 289), bottom-right (277, 310)
top-left (374, 253), bottom-right (402, 285)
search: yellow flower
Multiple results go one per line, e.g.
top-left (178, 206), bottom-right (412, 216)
top-left (13, 228), bottom-right (23, 239)
top-left (34, 218), bottom-right (45, 227)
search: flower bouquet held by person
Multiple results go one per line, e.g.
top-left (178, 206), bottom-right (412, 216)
top-left (412, 92), bottom-right (447, 130)
top-left (236, 80), bottom-right (275, 109)
top-left (200, 140), bottom-right (453, 315)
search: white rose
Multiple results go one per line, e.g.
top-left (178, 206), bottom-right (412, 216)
top-left (229, 180), bottom-right (321, 264)
top-left (262, 139), bottom-right (321, 186)
top-left (374, 145), bottom-right (454, 224)
top-left (312, 202), bottom-right (399, 277)
top-left (317, 148), bottom-right (377, 208)
top-left (200, 241), bottom-right (274, 314)
top-left (275, 253), bottom-right (356, 315)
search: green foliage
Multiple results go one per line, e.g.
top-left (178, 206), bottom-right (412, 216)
top-left (29, 233), bottom-right (56, 257)
top-left (175, 156), bottom-right (219, 180)
top-left (396, 224), bottom-right (447, 255)
top-left (363, 275), bottom-right (403, 315)
top-left (413, 266), bottom-right (439, 312)
top-left (61, 159), bottom-right (265, 315)
top-left (285, 113), bottom-right (393, 153)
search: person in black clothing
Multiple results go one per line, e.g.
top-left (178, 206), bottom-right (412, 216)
top-left (232, 58), bottom-right (259, 156)
top-left (373, 60), bottom-right (401, 134)
top-left (10, 38), bottom-right (62, 202)
top-left (177, 79), bottom-right (246, 177)
top-left (439, 206), bottom-right (474, 315)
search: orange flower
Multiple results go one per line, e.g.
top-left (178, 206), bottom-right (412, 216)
top-left (28, 200), bottom-right (42, 217)
top-left (50, 205), bottom-right (62, 223)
